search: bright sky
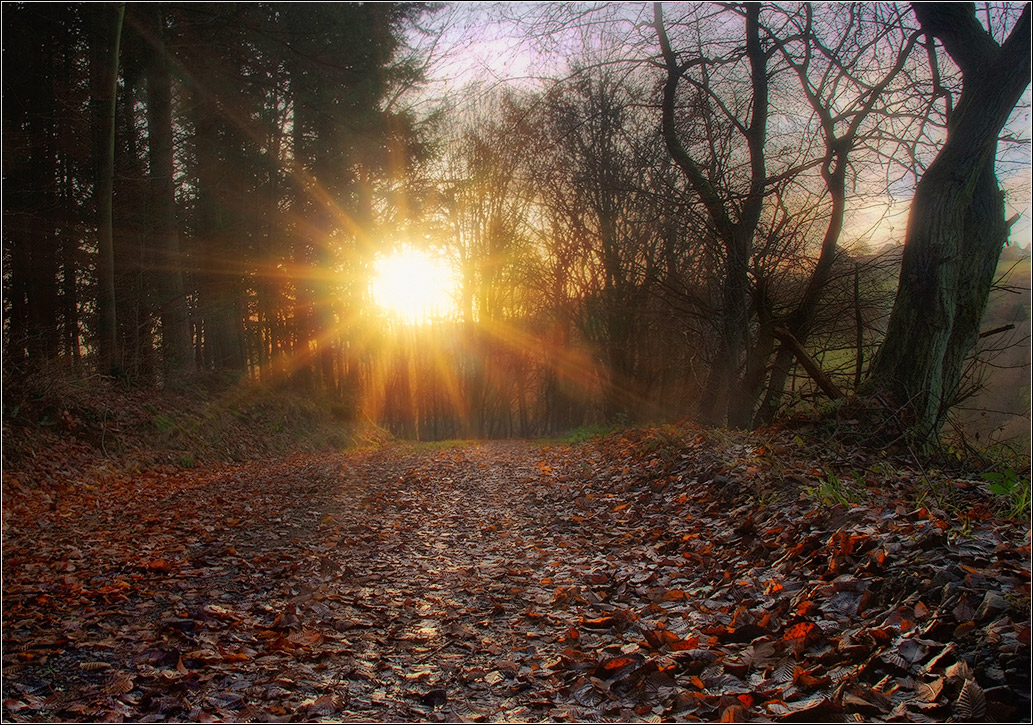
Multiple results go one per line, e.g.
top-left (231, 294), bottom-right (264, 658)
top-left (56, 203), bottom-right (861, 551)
top-left (406, 3), bottom-right (1032, 250)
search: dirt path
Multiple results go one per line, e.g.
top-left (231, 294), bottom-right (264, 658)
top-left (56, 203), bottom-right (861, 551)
top-left (3, 437), bottom-right (1030, 722)
top-left (3, 441), bottom-right (614, 722)
top-left (323, 441), bottom-right (593, 721)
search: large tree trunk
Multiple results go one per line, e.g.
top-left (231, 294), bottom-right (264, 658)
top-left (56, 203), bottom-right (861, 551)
top-left (864, 3), bottom-right (1031, 440)
top-left (145, 4), bottom-right (193, 381)
top-left (91, 2), bottom-right (125, 375)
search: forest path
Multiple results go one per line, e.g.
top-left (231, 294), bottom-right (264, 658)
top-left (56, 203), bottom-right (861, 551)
top-left (322, 440), bottom-right (595, 720)
top-left (4, 436), bottom-right (1030, 723)
top-left (3, 439), bottom-right (622, 722)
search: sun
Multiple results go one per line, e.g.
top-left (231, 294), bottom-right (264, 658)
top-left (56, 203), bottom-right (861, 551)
top-left (371, 247), bottom-right (458, 323)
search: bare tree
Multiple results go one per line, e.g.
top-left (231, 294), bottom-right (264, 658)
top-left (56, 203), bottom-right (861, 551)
top-left (653, 1), bottom-right (770, 427)
top-left (753, 4), bottom-right (923, 424)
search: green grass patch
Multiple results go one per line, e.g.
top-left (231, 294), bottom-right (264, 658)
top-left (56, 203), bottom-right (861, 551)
top-left (546, 423), bottom-right (623, 445)
top-left (983, 468), bottom-right (1031, 518)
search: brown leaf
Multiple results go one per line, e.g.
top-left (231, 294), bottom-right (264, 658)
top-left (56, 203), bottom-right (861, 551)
top-left (79, 661), bottom-right (111, 671)
top-left (916, 677), bottom-right (944, 703)
top-left (593, 655), bottom-right (639, 679)
top-left (308, 695), bottom-right (340, 716)
top-left (945, 660), bottom-right (974, 682)
top-left (288, 628), bottom-right (324, 647)
top-left (720, 704), bottom-right (747, 722)
top-left (643, 627), bottom-right (680, 649)
top-left (104, 671), bottom-right (134, 696)
top-left (956, 679), bottom-right (986, 720)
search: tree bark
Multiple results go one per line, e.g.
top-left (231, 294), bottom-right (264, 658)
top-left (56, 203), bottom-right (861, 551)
top-left (864, 3), bottom-right (1031, 440)
top-left (91, 2), bottom-right (125, 375)
top-left (145, 4), bottom-right (193, 380)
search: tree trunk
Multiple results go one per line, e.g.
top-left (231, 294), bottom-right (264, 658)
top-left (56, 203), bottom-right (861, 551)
top-left (30, 41), bottom-right (60, 360)
top-left (145, 4), bottom-right (193, 381)
top-left (714, 232), bottom-right (753, 428)
top-left (91, 2), bottom-right (125, 375)
top-left (754, 164), bottom-right (847, 425)
top-left (60, 153), bottom-right (80, 361)
top-left (864, 3), bottom-right (1031, 440)
top-left (939, 159), bottom-right (1009, 405)
top-left (7, 8), bottom-right (62, 362)
top-left (193, 97), bottom-right (246, 374)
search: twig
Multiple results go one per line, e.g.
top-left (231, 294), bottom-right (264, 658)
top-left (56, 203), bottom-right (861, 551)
top-left (978, 323), bottom-right (1015, 339)
top-left (100, 407), bottom-right (109, 457)
top-left (414, 637), bottom-right (456, 663)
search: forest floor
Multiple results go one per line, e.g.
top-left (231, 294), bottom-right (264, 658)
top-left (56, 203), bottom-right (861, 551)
top-left (2, 417), bottom-right (1030, 723)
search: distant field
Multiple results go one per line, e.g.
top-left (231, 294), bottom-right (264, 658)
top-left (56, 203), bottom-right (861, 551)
top-left (955, 252), bottom-right (1032, 451)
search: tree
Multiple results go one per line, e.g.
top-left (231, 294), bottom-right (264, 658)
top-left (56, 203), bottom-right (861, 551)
top-left (653, 2), bottom-right (769, 427)
top-left (864, 2), bottom-right (1031, 441)
top-left (91, 2), bottom-right (126, 375)
top-left (753, 4), bottom-right (922, 425)
top-left (435, 93), bottom-right (533, 436)
top-left (4, 5), bottom-right (66, 363)
top-left (142, 4), bottom-right (193, 380)
top-left (543, 69), bottom-right (659, 421)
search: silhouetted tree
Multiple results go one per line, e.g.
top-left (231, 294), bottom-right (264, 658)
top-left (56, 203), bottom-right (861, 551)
top-left (865, 2), bottom-right (1031, 440)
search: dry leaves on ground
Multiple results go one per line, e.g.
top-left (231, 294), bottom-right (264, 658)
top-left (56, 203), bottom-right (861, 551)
top-left (2, 428), bottom-right (1030, 722)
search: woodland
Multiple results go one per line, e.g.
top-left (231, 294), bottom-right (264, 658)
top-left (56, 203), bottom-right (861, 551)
top-left (2, 1), bottom-right (1031, 723)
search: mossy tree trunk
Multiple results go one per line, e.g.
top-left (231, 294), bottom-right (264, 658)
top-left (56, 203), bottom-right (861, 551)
top-left (864, 3), bottom-right (1030, 440)
top-left (91, 2), bottom-right (126, 375)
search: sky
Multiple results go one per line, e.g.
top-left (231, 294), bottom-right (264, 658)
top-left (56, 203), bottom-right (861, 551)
top-left (406, 2), bottom-right (1032, 250)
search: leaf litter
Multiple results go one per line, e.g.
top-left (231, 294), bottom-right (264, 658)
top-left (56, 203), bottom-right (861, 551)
top-left (2, 427), bottom-right (1030, 722)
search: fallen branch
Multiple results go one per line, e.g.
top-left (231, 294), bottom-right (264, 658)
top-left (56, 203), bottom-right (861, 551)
top-left (772, 327), bottom-right (845, 400)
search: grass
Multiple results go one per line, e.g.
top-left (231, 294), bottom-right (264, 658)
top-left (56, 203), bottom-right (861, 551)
top-left (2, 366), bottom-right (387, 474)
top-left (982, 468), bottom-right (1032, 518)
top-left (803, 471), bottom-right (865, 507)
top-left (540, 423), bottom-right (623, 445)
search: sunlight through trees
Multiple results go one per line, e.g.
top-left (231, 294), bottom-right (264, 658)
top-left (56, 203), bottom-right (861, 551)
top-left (3, 2), bottom-right (1029, 445)
top-left (371, 247), bottom-right (459, 324)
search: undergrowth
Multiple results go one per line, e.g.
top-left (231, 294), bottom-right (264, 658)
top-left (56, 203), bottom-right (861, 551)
top-left (4, 364), bottom-right (1029, 522)
top-left (550, 423), bottom-right (624, 444)
top-left (803, 471), bottom-right (866, 508)
top-left (2, 363), bottom-right (388, 480)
